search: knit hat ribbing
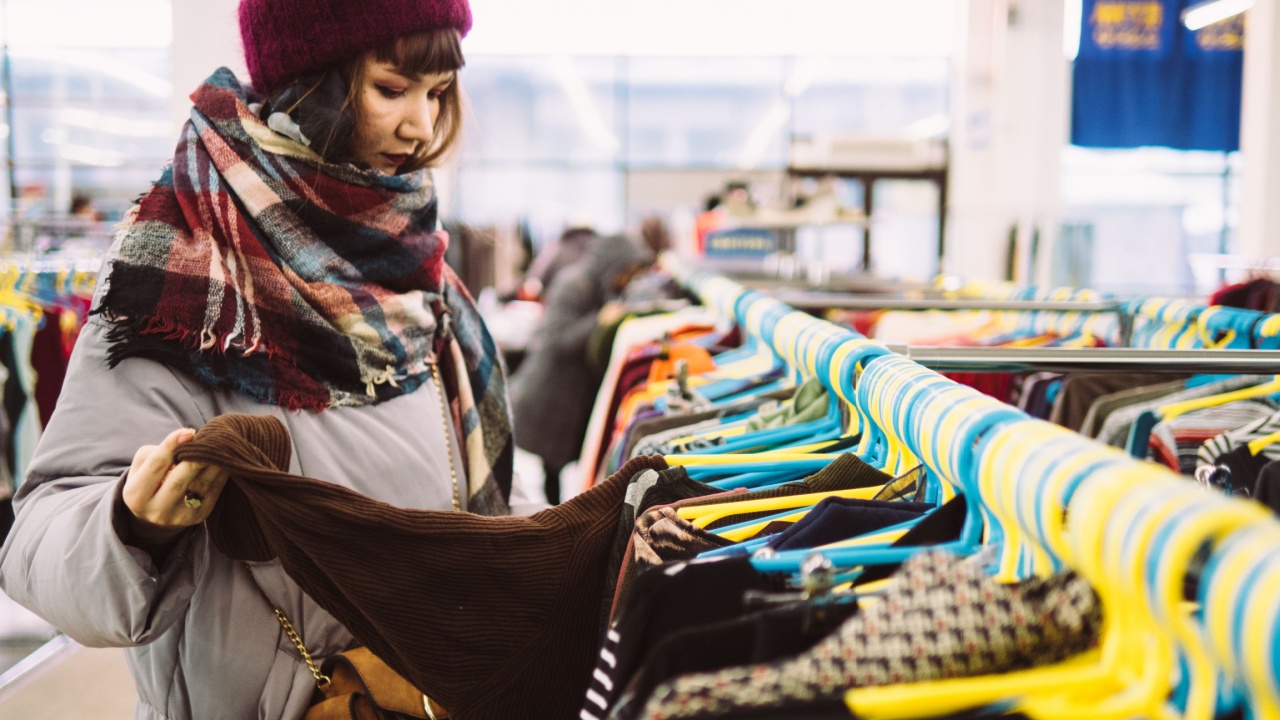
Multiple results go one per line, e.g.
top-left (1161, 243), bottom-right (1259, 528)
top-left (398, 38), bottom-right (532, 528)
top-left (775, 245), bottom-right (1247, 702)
top-left (238, 0), bottom-right (472, 92)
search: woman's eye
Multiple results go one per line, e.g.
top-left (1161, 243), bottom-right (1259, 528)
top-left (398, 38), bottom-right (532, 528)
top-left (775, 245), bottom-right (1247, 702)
top-left (375, 85), bottom-right (405, 99)
top-left (427, 90), bottom-right (443, 101)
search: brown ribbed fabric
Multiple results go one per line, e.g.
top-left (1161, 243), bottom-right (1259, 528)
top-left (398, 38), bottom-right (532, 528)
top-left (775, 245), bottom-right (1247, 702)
top-left (176, 414), bottom-right (670, 720)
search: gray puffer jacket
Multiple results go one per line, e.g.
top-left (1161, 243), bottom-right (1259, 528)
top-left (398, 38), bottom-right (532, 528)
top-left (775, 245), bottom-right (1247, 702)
top-left (0, 313), bottom-right (467, 720)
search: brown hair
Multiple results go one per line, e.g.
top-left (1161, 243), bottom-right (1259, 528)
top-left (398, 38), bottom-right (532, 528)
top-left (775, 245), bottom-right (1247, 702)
top-left (272, 29), bottom-right (464, 172)
top-left (295, 28), bottom-right (463, 172)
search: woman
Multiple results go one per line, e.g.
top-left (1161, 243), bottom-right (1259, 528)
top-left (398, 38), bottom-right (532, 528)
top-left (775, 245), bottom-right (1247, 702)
top-left (0, 1), bottom-right (509, 718)
top-left (510, 234), bottom-right (651, 504)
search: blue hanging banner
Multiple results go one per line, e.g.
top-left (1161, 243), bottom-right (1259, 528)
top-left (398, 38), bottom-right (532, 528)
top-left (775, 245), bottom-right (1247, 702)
top-left (1078, 0), bottom-right (1178, 57)
top-left (1072, 0), bottom-right (1244, 152)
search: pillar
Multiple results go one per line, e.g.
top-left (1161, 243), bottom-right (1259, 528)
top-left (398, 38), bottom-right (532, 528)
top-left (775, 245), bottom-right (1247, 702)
top-left (1237, 0), bottom-right (1280, 258)
top-left (171, 0), bottom-right (245, 132)
top-left (945, 0), bottom-right (1069, 284)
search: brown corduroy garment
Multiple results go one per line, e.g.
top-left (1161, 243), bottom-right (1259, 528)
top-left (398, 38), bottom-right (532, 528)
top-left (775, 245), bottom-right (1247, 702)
top-left (176, 414), bottom-right (669, 720)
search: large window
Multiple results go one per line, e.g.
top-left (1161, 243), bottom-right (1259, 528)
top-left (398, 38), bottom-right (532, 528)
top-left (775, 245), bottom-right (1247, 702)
top-left (453, 53), bottom-right (951, 266)
top-left (0, 0), bottom-right (173, 242)
top-left (451, 0), bottom-right (956, 264)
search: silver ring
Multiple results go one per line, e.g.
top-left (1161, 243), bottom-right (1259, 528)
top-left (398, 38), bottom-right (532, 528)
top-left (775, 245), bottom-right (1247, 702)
top-left (183, 492), bottom-right (203, 510)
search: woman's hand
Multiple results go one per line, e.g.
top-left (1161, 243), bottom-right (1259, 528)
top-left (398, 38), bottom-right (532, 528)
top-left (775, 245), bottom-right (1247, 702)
top-left (122, 428), bottom-right (230, 547)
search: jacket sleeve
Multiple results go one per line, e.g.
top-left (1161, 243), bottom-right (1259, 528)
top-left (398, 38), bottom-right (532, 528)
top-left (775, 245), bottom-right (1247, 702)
top-left (0, 320), bottom-right (213, 648)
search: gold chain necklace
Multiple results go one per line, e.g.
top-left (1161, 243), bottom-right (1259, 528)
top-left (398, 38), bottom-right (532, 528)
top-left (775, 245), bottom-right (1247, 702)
top-left (431, 362), bottom-right (461, 512)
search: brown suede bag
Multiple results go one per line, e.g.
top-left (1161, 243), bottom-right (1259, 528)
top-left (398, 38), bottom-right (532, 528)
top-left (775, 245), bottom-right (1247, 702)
top-left (302, 647), bottom-right (435, 720)
top-left (249, 567), bottom-right (446, 720)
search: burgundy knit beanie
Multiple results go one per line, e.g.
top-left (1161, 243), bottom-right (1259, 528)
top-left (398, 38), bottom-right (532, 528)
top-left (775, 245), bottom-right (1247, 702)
top-left (238, 0), bottom-right (472, 92)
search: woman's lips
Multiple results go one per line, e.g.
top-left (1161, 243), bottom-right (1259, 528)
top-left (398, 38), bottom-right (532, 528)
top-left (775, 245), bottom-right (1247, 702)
top-left (383, 153), bottom-right (410, 166)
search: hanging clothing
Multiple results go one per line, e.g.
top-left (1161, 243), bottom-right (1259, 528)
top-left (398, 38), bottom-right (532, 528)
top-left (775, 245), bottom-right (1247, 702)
top-left (31, 307), bottom-right (71, 429)
top-left (577, 311), bottom-right (720, 491)
top-left (687, 454), bottom-right (897, 532)
top-left (9, 314), bottom-right (40, 486)
top-left (1097, 376), bottom-right (1270, 449)
top-left (744, 377), bottom-right (829, 432)
top-left (1049, 373), bottom-right (1187, 433)
top-left (1078, 379), bottom-right (1190, 438)
top-left (1195, 444), bottom-right (1268, 498)
top-left (181, 413), bottom-right (669, 720)
top-left (763, 497), bottom-right (932, 552)
top-left (584, 556), bottom-right (791, 720)
top-left (1197, 407), bottom-right (1280, 470)
top-left (607, 598), bottom-right (860, 720)
top-left (633, 551), bottom-right (1102, 720)
top-left (1252, 461), bottom-right (1280, 514)
top-left (1146, 400), bottom-right (1278, 475)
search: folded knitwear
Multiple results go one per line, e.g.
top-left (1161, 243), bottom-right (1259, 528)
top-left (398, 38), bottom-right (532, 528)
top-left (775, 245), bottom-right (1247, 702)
top-left (180, 413), bottom-right (669, 720)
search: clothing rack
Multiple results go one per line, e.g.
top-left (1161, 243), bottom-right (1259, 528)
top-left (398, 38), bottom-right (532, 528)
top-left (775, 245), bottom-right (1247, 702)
top-left (659, 252), bottom-right (1280, 716)
top-left (0, 254), bottom-right (99, 497)
top-left (772, 290), bottom-right (1124, 314)
top-left (768, 286), bottom-right (1134, 347)
top-left (888, 345), bottom-right (1280, 374)
top-left (954, 278), bottom-right (1280, 350)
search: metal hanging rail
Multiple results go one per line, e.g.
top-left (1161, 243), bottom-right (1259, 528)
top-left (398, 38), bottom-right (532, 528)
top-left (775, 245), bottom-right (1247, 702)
top-left (890, 346), bottom-right (1280, 374)
top-left (771, 290), bottom-right (1125, 314)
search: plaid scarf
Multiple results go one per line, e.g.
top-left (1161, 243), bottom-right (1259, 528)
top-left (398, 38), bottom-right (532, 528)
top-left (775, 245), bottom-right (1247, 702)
top-left (94, 68), bottom-right (512, 514)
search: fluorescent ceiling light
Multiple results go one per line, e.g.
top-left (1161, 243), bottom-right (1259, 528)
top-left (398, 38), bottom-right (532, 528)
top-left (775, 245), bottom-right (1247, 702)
top-left (11, 48), bottom-right (172, 97)
top-left (549, 56), bottom-right (619, 154)
top-left (58, 144), bottom-right (125, 167)
top-left (783, 58), bottom-right (831, 98)
top-left (736, 100), bottom-right (790, 169)
top-left (1182, 0), bottom-right (1254, 31)
top-left (59, 109), bottom-right (171, 138)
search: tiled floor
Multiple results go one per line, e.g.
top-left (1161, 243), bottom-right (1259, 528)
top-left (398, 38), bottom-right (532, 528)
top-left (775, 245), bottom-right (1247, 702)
top-left (0, 589), bottom-right (57, 677)
top-left (0, 639), bottom-right (135, 718)
top-left (0, 590), bottom-right (134, 717)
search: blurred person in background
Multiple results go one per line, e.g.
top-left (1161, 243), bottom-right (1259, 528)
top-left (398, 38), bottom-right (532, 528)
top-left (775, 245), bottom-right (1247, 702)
top-left (69, 193), bottom-right (98, 222)
top-left (519, 225), bottom-right (598, 300)
top-left (639, 215), bottom-right (672, 257)
top-left (510, 234), bottom-right (652, 504)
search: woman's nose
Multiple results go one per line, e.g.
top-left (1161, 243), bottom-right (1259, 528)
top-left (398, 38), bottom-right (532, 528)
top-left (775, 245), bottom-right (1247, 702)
top-left (399, 97), bottom-right (435, 144)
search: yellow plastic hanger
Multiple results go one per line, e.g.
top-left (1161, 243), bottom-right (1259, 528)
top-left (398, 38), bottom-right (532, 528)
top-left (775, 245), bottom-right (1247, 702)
top-left (846, 430), bottom-right (1173, 720)
top-left (858, 360), bottom-right (924, 476)
top-left (711, 499), bottom-right (909, 544)
top-left (1199, 522), bottom-right (1280, 720)
top-left (1157, 375), bottom-right (1280, 422)
top-left (1236, 537), bottom-right (1280, 720)
top-left (666, 452), bottom-right (841, 467)
top-left (1024, 480), bottom-right (1267, 720)
top-left (1194, 307), bottom-right (1239, 350)
top-left (676, 485), bottom-right (883, 530)
top-left (1240, 561), bottom-right (1280, 720)
top-left (1247, 429), bottom-right (1280, 457)
top-left (0, 266), bottom-right (44, 330)
top-left (856, 416), bottom-right (1264, 720)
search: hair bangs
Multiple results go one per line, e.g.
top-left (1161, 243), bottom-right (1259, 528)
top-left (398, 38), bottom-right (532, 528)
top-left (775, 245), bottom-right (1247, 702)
top-left (375, 28), bottom-right (465, 78)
